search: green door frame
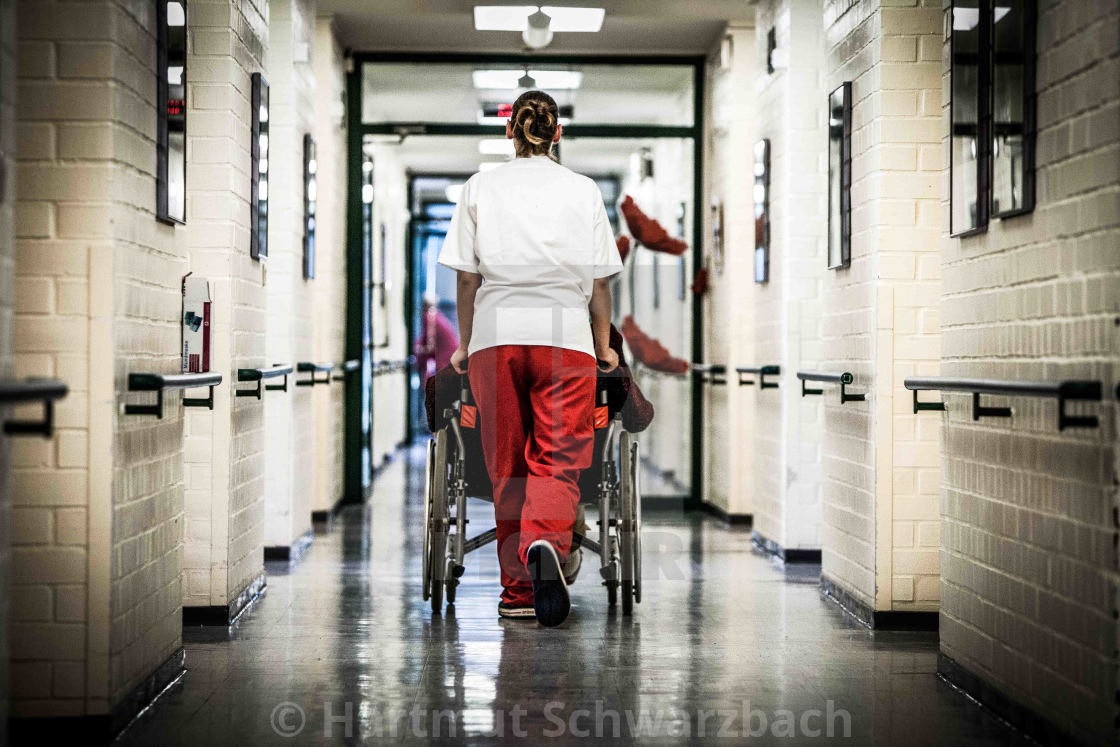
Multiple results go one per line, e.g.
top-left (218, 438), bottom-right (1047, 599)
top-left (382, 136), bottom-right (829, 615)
top-left (344, 51), bottom-right (707, 510)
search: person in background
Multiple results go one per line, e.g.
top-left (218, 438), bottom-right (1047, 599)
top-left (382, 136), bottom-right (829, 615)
top-left (414, 292), bottom-right (460, 389)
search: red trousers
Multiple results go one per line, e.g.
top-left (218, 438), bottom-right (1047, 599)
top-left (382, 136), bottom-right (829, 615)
top-left (468, 345), bottom-right (596, 605)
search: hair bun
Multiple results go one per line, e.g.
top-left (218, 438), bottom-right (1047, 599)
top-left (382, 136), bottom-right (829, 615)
top-left (509, 90), bottom-right (559, 157)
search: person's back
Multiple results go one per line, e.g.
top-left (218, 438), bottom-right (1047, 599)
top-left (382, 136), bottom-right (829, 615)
top-left (443, 155), bottom-right (613, 358)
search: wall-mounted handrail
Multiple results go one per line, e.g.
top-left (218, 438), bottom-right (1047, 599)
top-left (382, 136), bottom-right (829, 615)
top-left (296, 362), bottom-right (333, 387)
top-left (692, 363), bottom-right (727, 385)
top-left (0, 378), bottom-right (68, 437)
top-left (372, 359), bottom-right (409, 377)
top-left (796, 370), bottom-right (864, 404)
top-left (236, 364), bottom-right (293, 399)
top-left (904, 376), bottom-right (1103, 430)
top-left (332, 359), bottom-right (361, 381)
top-left (633, 364), bottom-right (689, 380)
top-left (737, 365), bottom-right (780, 389)
top-left (125, 371), bottom-right (223, 418)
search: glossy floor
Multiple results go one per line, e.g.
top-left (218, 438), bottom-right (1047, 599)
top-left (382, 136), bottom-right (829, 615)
top-left (120, 446), bottom-right (1026, 745)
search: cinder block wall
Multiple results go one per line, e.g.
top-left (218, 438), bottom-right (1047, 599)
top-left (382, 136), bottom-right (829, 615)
top-left (182, 0), bottom-right (268, 611)
top-left (262, 0), bottom-right (315, 551)
top-left (819, 0), bottom-right (943, 614)
top-left (311, 18), bottom-right (345, 514)
top-left (751, 0), bottom-right (827, 554)
top-left (0, 0), bottom-right (16, 733)
top-left (938, 0), bottom-right (1119, 742)
top-left (11, 0), bottom-right (187, 718)
top-left (705, 23), bottom-right (755, 518)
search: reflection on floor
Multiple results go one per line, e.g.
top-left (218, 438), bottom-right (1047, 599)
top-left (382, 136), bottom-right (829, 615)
top-left (119, 445), bottom-right (1027, 745)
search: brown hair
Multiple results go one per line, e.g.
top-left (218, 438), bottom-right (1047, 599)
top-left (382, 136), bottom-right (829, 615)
top-left (510, 90), bottom-right (559, 157)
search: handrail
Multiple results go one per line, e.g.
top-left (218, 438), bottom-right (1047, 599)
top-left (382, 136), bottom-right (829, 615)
top-left (736, 365), bottom-right (779, 389)
top-left (0, 378), bottom-right (68, 437)
top-left (236, 364), bottom-right (293, 399)
top-left (633, 364), bottom-right (689, 380)
top-left (296, 361), bottom-right (333, 387)
top-left (691, 363), bottom-right (727, 385)
top-left (796, 370), bottom-right (864, 404)
top-left (125, 371), bottom-right (223, 417)
top-left (372, 359), bottom-right (409, 377)
top-left (904, 376), bottom-right (1103, 430)
top-left (332, 359), bottom-right (361, 381)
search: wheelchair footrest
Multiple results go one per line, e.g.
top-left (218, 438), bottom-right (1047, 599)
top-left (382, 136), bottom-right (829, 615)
top-left (599, 561), bottom-right (618, 582)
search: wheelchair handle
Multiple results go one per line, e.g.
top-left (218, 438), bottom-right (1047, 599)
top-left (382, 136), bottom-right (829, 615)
top-left (460, 373), bottom-right (472, 406)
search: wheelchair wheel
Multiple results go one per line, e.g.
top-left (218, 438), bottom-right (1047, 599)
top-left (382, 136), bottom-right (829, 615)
top-left (429, 430), bottom-right (450, 613)
top-left (421, 439), bottom-right (435, 602)
top-left (619, 431), bottom-right (637, 615)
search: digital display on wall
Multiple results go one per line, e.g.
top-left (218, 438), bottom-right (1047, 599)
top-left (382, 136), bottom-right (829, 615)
top-left (827, 82), bottom-right (851, 270)
top-left (251, 72), bottom-right (269, 260)
top-left (753, 138), bottom-right (769, 284)
top-left (156, 1), bottom-right (187, 224)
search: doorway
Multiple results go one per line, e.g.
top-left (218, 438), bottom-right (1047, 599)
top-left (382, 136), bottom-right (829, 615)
top-left (345, 53), bottom-right (706, 505)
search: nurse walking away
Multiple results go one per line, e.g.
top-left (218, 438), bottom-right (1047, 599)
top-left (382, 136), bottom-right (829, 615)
top-left (438, 90), bottom-right (623, 627)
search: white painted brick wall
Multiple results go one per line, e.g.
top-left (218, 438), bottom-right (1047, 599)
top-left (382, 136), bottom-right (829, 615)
top-left (311, 18), bottom-right (345, 513)
top-left (262, 0), bottom-right (315, 549)
top-left (705, 24), bottom-right (755, 517)
top-left (11, 0), bottom-right (191, 716)
top-left (1, 0), bottom-right (16, 732)
top-left (751, 0), bottom-right (827, 552)
top-left (818, 0), bottom-right (943, 612)
top-left (939, 0), bottom-right (1120, 742)
top-left (183, 0), bottom-right (268, 609)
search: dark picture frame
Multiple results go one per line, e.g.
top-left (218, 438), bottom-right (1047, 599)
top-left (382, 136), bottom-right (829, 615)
top-left (991, 0), bottom-right (1037, 218)
top-left (949, 0), bottom-right (991, 237)
top-left (711, 200), bottom-right (724, 275)
top-left (302, 134), bottom-right (317, 279)
top-left (156, 1), bottom-right (187, 225)
top-left (250, 72), bottom-right (269, 260)
top-left (827, 81), bottom-right (851, 270)
top-left (753, 138), bottom-right (770, 284)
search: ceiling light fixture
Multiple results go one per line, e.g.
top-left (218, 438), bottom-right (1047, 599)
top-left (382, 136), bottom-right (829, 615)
top-left (522, 9), bottom-right (553, 49)
top-left (471, 69), bottom-right (583, 90)
top-left (473, 6), bottom-right (604, 33)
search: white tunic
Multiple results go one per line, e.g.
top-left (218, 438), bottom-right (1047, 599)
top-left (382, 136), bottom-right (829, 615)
top-left (438, 155), bottom-right (623, 358)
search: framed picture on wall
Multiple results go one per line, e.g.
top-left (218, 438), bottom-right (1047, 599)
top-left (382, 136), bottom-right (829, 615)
top-left (156, 1), bottom-right (187, 224)
top-left (991, 0), bottom-right (1036, 218)
top-left (250, 72), bottom-right (269, 259)
top-left (753, 138), bottom-right (770, 284)
top-left (949, 0), bottom-right (990, 236)
top-left (711, 200), bottom-right (724, 275)
top-left (827, 81), bottom-right (852, 270)
top-left (303, 134), bottom-right (317, 279)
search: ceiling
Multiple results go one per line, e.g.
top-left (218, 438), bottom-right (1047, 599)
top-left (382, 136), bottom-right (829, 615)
top-left (317, 0), bottom-right (753, 55)
top-left (361, 62), bottom-right (695, 127)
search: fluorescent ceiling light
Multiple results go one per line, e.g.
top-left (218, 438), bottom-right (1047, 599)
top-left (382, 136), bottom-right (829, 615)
top-left (474, 5), bottom-right (535, 31)
top-left (540, 6), bottom-right (604, 32)
top-left (473, 6), bottom-right (604, 32)
top-left (445, 184), bottom-right (464, 203)
top-left (472, 69), bottom-right (583, 90)
top-left (478, 139), bottom-right (515, 156)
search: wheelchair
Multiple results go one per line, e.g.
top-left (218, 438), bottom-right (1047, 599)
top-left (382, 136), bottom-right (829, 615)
top-left (422, 375), bottom-right (643, 614)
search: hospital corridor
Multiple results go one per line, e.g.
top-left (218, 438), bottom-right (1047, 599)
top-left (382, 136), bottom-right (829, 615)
top-left (0, 0), bottom-right (1117, 744)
